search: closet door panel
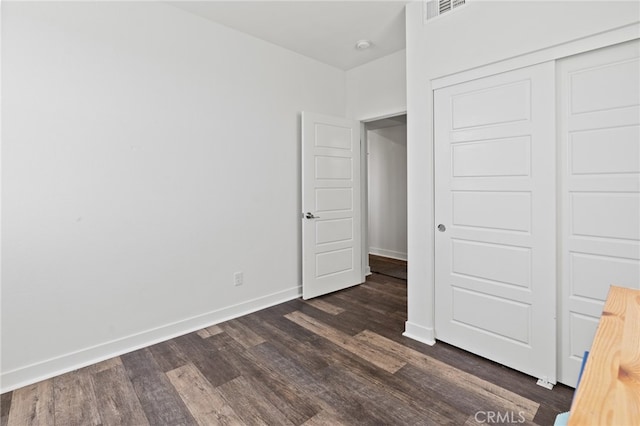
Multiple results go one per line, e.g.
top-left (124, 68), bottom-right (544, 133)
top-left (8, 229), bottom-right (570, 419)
top-left (434, 62), bottom-right (557, 384)
top-left (558, 40), bottom-right (640, 387)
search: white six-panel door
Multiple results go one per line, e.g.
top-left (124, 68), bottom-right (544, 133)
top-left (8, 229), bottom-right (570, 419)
top-left (434, 62), bottom-right (557, 384)
top-left (301, 112), bottom-right (362, 300)
top-left (558, 41), bottom-right (640, 386)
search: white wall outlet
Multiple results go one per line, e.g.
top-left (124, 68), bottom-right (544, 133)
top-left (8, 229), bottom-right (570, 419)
top-left (233, 271), bottom-right (243, 286)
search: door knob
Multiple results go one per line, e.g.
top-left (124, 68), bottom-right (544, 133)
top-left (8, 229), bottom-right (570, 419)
top-left (305, 212), bottom-right (320, 219)
top-left (437, 224), bottom-right (446, 232)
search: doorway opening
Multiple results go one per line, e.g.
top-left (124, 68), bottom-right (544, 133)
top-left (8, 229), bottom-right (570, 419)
top-left (364, 114), bottom-right (407, 281)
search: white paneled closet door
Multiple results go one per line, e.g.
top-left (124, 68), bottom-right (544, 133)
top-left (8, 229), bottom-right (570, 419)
top-left (558, 40), bottom-right (640, 387)
top-left (434, 62), bottom-right (557, 385)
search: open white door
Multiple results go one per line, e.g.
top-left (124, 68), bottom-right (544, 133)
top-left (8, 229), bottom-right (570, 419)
top-left (302, 112), bottom-right (362, 299)
top-left (434, 62), bottom-right (557, 384)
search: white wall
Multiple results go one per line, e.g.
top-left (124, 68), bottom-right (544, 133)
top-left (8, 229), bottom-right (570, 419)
top-left (367, 125), bottom-right (407, 261)
top-left (346, 49), bottom-right (406, 120)
top-left (1, 1), bottom-right (345, 391)
top-left (405, 0), bottom-right (640, 344)
top-left (344, 48), bottom-right (407, 277)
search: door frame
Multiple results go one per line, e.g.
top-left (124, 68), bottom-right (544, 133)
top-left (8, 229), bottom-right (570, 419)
top-left (359, 111), bottom-right (408, 281)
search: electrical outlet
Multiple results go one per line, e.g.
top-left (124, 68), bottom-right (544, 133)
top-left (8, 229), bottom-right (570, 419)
top-left (234, 271), bottom-right (243, 286)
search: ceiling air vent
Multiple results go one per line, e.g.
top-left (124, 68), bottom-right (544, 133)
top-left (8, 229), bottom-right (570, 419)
top-left (424, 0), bottom-right (466, 22)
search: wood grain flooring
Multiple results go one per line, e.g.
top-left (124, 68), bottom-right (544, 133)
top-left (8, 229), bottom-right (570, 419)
top-left (369, 254), bottom-right (407, 280)
top-left (1, 260), bottom-right (573, 425)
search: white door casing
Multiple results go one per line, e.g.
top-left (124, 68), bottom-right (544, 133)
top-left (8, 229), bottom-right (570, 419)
top-left (434, 62), bottom-right (557, 383)
top-left (302, 112), bottom-right (362, 299)
top-left (558, 40), bottom-right (640, 387)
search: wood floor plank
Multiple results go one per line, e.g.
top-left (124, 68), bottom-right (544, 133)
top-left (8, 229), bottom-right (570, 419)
top-left (218, 319), bottom-right (266, 349)
top-left (533, 405), bottom-right (568, 426)
top-left (171, 333), bottom-right (239, 387)
top-left (297, 298), bottom-right (369, 337)
top-left (206, 324), bottom-right (224, 335)
top-left (196, 329), bottom-right (211, 339)
top-left (121, 348), bottom-right (197, 426)
top-left (236, 314), bottom-right (329, 373)
top-left (84, 356), bottom-right (123, 375)
top-left (327, 289), bottom-right (407, 328)
top-left (148, 339), bottom-right (189, 373)
top-left (302, 298), bottom-right (345, 315)
top-left (334, 307), bottom-right (406, 339)
top-left (301, 409), bottom-right (348, 426)
top-left (426, 340), bottom-right (573, 418)
top-left (367, 370), bottom-right (464, 424)
top-left (355, 330), bottom-right (540, 420)
top-left (285, 310), bottom-right (406, 373)
top-left (196, 324), bottom-right (223, 339)
top-left (369, 254), bottom-right (407, 267)
top-left (1, 392), bottom-right (12, 426)
top-left (360, 281), bottom-right (407, 304)
top-left (246, 340), bottom-right (402, 425)
top-left (91, 364), bottom-right (149, 426)
top-left (216, 376), bottom-right (293, 426)
top-left (319, 365), bottom-right (446, 425)
top-left (307, 336), bottom-right (469, 425)
top-left (261, 298), bottom-right (306, 317)
top-left (369, 255), bottom-right (407, 280)
top-left (6, 381), bottom-right (54, 426)
top-left (207, 331), bottom-right (321, 426)
top-left (1, 258), bottom-right (572, 425)
top-left (244, 342), bottom-right (326, 422)
top-left (333, 287), bottom-right (405, 318)
top-left (200, 327), bottom-right (245, 353)
top-left (166, 363), bottom-right (244, 426)
top-left (53, 368), bottom-right (102, 426)
top-left (249, 307), bottom-right (319, 344)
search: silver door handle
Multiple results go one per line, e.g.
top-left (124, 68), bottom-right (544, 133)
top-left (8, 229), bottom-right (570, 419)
top-left (437, 224), bottom-right (446, 232)
top-left (305, 212), bottom-right (320, 219)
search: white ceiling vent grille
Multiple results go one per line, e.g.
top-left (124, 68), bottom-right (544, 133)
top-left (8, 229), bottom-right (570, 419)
top-left (424, 0), bottom-right (466, 22)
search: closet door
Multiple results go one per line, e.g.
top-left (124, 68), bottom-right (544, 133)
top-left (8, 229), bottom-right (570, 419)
top-left (434, 62), bottom-right (557, 384)
top-left (558, 40), bottom-right (640, 387)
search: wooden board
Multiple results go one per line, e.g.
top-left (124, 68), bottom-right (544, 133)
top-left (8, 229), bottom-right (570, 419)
top-left (568, 285), bottom-right (640, 425)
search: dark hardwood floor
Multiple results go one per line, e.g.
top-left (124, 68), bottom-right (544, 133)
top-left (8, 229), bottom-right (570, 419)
top-left (1, 258), bottom-right (573, 425)
top-left (369, 254), bottom-right (407, 280)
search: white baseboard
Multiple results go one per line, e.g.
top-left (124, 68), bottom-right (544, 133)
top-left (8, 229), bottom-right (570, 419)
top-left (369, 248), bottom-right (407, 261)
top-left (1, 286), bottom-right (302, 393)
top-left (403, 321), bottom-right (436, 346)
